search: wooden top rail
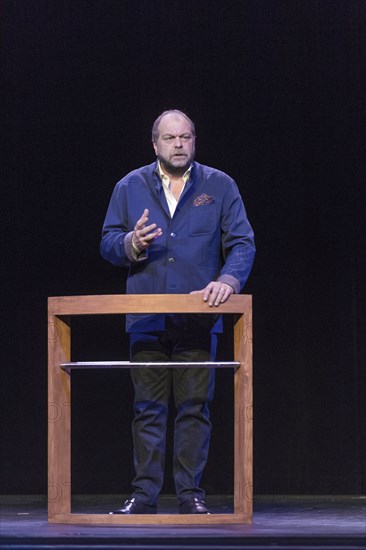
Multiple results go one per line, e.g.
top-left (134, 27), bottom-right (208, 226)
top-left (48, 294), bottom-right (252, 316)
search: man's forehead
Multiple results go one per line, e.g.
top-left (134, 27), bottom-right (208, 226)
top-left (158, 114), bottom-right (192, 134)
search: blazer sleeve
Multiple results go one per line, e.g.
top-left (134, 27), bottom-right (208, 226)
top-left (217, 177), bottom-right (255, 292)
top-left (100, 181), bottom-right (147, 267)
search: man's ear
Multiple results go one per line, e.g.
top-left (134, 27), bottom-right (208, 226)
top-left (153, 142), bottom-right (158, 156)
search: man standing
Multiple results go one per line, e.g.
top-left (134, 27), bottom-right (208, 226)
top-left (100, 110), bottom-right (255, 514)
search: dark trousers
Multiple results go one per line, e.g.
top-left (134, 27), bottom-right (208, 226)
top-left (129, 328), bottom-right (215, 505)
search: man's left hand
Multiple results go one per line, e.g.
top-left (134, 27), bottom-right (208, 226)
top-left (190, 282), bottom-right (233, 307)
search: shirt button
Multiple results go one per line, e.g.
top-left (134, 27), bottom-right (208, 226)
top-left (168, 257), bottom-right (175, 262)
top-left (170, 232), bottom-right (176, 238)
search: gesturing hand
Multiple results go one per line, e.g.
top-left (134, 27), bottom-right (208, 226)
top-left (132, 209), bottom-right (162, 252)
top-left (190, 281), bottom-right (234, 307)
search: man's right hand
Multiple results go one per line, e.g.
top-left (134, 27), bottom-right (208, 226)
top-left (132, 208), bottom-right (162, 252)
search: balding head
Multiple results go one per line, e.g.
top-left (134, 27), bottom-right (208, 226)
top-left (152, 110), bottom-right (195, 144)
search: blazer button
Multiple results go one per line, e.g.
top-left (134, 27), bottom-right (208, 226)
top-left (170, 232), bottom-right (176, 238)
top-left (168, 257), bottom-right (175, 262)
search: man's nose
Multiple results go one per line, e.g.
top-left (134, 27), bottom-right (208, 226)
top-left (173, 136), bottom-right (183, 146)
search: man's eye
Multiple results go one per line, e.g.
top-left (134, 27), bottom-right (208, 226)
top-left (181, 135), bottom-right (191, 142)
top-left (163, 136), bottom-right (174, 143)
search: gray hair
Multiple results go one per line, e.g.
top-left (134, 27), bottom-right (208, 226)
top-left (151, 110), bottom-right (196, 143)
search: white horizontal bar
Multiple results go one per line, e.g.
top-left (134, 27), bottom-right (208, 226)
top-left (60, 361), bottom-right (239, 372)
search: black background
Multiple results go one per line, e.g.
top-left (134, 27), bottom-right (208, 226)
top-left (1, 0), bottom-right (365, 496)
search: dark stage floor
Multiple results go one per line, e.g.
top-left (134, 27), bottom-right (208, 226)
top-left (0, 495), bottom-right (365, 549)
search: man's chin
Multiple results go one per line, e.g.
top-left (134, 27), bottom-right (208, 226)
top-left (160, 159), bottom-right (192, 176)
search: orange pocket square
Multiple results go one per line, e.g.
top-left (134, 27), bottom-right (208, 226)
top-left (193, 193), bottom-right (215, 206)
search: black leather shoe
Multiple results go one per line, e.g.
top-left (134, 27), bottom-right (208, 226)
top-left (109, 497), bottom-right (157, 514)
top-left (179, 497), bottom-right (210, 514)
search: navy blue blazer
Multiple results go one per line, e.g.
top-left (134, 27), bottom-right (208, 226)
top-left (101, 161), bottom-right (255, 333)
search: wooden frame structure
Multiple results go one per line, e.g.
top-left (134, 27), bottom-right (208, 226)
top-left (48, 294), bottom-right (253, 525)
